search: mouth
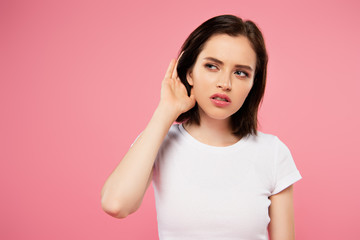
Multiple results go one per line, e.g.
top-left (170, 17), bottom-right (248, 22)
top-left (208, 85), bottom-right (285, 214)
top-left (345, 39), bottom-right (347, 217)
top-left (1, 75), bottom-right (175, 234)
top-left (210, 94), bottom-right (231, 103)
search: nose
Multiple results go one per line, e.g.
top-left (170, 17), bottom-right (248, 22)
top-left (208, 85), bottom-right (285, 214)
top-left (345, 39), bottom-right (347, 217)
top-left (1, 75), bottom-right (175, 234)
top-left (216, 73), bottom-right (232, 91)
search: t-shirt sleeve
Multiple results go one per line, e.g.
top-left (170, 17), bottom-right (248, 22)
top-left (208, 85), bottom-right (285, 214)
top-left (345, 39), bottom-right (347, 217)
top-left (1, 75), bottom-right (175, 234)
top-left (271, 137), bottom-right (302, 195)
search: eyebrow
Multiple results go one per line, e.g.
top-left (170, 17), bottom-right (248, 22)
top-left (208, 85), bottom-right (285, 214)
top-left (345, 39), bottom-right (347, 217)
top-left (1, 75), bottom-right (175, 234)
top-left (203, 57), bottom-right (254, 71)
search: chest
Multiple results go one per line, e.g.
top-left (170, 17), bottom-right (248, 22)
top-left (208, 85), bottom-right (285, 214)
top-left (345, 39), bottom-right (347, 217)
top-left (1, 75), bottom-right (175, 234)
top-left (153, 148), bottom-right (274, 238)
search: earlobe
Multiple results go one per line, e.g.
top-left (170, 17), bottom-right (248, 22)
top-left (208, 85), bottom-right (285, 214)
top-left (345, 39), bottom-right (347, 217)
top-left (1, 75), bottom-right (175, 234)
top-left (186, 71), bottom-right (194, 86)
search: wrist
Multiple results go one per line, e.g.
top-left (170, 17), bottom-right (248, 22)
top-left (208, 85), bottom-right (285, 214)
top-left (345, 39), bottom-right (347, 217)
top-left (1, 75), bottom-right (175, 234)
top-left (155, 103), bottom-right (180, 124)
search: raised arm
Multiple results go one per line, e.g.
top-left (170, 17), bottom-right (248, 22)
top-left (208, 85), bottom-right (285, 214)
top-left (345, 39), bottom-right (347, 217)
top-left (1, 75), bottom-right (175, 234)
top-left (100, 55), bottom-right (195, 219)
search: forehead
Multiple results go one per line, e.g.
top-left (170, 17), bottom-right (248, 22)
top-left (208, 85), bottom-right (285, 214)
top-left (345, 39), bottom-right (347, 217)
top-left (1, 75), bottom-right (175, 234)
top-left (198, 34), bottom-right (256, 69)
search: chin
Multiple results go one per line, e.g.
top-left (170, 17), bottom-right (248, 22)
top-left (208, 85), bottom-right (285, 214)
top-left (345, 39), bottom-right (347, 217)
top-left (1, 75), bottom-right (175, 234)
top-left (198, 105), bottom-right (238, 121)
top-left (209, 115), bottom-right (232, 121)
top-left (202, 110), bottom-right (235, 121)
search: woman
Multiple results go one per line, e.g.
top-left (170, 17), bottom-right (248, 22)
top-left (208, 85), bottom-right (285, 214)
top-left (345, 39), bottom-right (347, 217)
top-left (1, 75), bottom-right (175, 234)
top-left (101, 15), bottom-right (302, 240)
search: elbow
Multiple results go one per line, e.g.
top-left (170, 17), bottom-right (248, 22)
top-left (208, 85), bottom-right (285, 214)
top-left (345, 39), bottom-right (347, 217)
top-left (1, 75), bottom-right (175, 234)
top-left (101, 197), bottom-right (129, 219)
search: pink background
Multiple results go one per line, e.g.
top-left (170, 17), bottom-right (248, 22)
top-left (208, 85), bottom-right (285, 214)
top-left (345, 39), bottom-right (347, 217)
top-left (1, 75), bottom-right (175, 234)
top-left (1, 0), bottom-right (359, 239)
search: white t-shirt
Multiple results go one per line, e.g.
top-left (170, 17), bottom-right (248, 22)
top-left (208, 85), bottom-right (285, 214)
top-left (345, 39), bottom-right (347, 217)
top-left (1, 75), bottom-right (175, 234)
top-left (149, 123), bottom-right (302, 240)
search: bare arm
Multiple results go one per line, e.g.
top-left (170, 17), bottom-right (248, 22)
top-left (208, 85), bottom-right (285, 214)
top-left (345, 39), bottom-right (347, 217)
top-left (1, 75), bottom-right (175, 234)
top-left (268, 185), bottom-right (295, 240)
top-left (101, 55), bottom-right (195, 219)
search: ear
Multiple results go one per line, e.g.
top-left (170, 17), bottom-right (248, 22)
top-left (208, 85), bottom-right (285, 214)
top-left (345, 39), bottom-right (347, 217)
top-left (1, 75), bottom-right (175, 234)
top-left (186, 70), bottom-right (194, 86)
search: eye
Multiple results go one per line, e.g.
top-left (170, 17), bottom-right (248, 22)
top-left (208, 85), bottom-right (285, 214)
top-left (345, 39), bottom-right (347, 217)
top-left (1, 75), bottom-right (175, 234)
top-left (205, 63), bottom-right (218, 70)
top-left (234, 70), bottom-right (249, 78)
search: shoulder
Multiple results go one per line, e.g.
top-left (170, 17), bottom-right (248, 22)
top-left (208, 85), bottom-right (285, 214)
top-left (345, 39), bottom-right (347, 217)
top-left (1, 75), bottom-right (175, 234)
top-left (155, 124), bottom-right (190, 165)
top-left (167, 123), bottom-right (182, 139)
top-left (247, 130), bottom-right (280, 146)
top-left (252, 131), bottom-right (278, 142)
top-left (246, 131), bottom-right (291, 153)
top-left (159, 123), bottom-right (183, 149)
top-left (169, 123), bottom-right (180, 133)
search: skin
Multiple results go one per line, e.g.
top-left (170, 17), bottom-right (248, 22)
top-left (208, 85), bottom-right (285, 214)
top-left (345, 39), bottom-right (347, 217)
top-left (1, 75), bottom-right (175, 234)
top-left (100, 55), bottom-right (195, 218)
top-left (268, 185), bottom-right (296, 240)
top-left (184, 34), bottom-right (256, 146)
top-left (185, 34), bottom-right (296, 239)
top-left (101, 33), bottom-right (295, 240)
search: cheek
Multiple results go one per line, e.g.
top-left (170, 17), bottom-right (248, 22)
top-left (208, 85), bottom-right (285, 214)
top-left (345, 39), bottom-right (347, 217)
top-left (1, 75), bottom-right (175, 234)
top-left (244, 86), bottom-right (254, 99)
top-left (235, 79), bottom-right (253, 91)
top-left (192, 70), bottom-right (216, 87)
top-left (245, 83), bottom-right (254, 94)
top-left (233, 82), bottom-right (254, 101)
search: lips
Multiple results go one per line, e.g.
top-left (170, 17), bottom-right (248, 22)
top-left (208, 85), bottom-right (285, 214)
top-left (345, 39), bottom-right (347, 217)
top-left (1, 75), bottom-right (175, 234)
top-left (210, 93), bottom-right (231, 103)
top-left (210, 93), bottom-right (231, 107)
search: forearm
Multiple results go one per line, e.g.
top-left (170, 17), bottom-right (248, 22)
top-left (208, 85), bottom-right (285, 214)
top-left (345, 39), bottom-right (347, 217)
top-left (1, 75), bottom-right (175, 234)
top-left (101, 105), bottom-right (177, 218)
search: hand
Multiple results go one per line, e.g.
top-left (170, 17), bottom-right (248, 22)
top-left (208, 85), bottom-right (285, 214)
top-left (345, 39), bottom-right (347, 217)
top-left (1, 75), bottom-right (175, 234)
top-left (158, 53), bottom-right (196, 119)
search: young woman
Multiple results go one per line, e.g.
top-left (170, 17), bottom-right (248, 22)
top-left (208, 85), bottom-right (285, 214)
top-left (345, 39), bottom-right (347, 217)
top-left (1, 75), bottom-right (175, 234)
top-left (101, 15), bottom-right (302, 240)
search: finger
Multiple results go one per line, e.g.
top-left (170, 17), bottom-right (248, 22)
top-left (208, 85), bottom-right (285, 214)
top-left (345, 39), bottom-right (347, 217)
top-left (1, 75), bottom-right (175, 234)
top-left (171, 51), bottom-right (184, 79)
top-left (165, 59), bottom-right (176, 79)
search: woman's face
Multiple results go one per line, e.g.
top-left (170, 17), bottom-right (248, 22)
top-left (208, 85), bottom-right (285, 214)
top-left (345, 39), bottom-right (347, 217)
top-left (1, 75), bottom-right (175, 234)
top-left (186, 34), bottom-right (257, 122)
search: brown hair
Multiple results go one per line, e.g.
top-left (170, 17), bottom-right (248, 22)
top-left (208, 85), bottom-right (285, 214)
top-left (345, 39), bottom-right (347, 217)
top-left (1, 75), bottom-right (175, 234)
top-left (175, 14), bottom-right (268, 137)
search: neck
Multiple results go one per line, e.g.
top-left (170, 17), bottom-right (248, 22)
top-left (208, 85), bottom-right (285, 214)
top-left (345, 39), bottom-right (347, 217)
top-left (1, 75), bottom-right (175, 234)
top-left (183, 108), bottom-right (240, 147)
